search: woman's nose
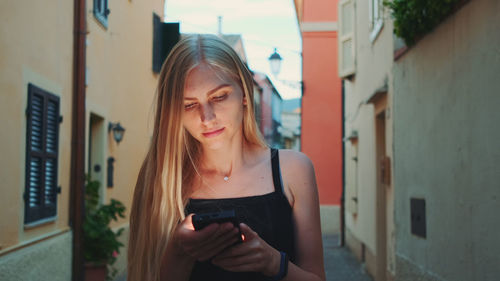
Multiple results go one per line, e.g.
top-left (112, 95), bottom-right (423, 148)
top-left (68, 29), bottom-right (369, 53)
top-left (199, 103), bottom-right (216, 123)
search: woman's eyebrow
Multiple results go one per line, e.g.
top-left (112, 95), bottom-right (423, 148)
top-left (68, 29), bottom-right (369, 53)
top-left (184, 84), bottom-right (231, 100)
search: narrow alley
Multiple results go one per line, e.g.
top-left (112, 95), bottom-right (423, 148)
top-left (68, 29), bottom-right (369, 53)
top-left (323, 235), bottom-right (373, 281)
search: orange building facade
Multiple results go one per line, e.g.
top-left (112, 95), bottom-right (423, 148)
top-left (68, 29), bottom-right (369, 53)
top-left (294, 0), bottom-right (342, 234)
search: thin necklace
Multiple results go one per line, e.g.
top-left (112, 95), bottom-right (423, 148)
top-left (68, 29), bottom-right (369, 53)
top-left (191, 163), bottom-right (233, 196)
top-left (199, 162), bottom-right (233, 182)
top-left (223, 164), bottom-right (232, 181)
top-left (184, 144), bottom-right (231, 198)
top-left (193, 169), bottom-right (230, 197)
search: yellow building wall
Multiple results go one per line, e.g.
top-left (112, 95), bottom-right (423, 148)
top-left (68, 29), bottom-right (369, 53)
top-left (1, 1), bottom-right (165, 279)
top-left (85, 1), bottom-right (165, 276)
top-left (0, 0), bottom-right (73, 252)
top-left (85, 0), bottom-right (165, 227)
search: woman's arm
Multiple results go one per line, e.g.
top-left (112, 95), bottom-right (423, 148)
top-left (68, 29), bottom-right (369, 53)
top-left (281, 150), bottom-right (326, 281)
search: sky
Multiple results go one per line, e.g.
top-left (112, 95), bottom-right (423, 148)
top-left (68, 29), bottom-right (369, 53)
top-left (164, 0), bottom-right (302, 100)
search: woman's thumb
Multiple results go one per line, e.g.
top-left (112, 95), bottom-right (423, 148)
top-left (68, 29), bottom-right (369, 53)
top-left (182, 213), bottom-right (195, 230)
top-left (239, 223), bottom-right (255, 241)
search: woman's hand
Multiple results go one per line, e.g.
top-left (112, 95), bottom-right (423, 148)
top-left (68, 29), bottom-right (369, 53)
top-left (173, 214), bottom-right (241, 262)
top-left (211, 223), bottom-right (281, 276)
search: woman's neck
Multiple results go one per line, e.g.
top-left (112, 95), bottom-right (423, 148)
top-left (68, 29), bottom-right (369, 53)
top-left (199, 141), bottom-right (249, 178)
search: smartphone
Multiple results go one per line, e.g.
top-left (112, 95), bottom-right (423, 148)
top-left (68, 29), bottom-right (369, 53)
top-left (192, 210), bottom-right (243, 243)
top-left (192, 209), bottom-right (239, 230)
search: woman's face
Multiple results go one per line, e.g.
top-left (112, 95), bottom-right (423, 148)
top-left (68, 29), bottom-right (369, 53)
top-left (182, 63), bottom-right (246, 150)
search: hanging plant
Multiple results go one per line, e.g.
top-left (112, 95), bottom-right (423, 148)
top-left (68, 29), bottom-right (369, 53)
top-left (384, 0), bottom-right (466, 46)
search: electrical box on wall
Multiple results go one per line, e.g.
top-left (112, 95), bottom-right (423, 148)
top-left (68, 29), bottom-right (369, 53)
top-left (411, 198), bottom-right (427, 238)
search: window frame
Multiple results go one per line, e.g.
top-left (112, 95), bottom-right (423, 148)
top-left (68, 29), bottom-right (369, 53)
top-left (24, 83), bottom-right (61, 226)
top-left (369, 0), bottom-right (384, 42)
top-left (93, 0), bottom-right (110, 28)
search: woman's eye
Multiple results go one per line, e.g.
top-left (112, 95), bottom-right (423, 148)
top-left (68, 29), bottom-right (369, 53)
top-left (184, 103), bottom-right (197, 110)
top-left (213, 93), bottom-right (228, 101)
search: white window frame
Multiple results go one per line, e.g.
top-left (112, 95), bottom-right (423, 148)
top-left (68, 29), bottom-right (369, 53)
top-left (369, 0), bottom-right (384, 42)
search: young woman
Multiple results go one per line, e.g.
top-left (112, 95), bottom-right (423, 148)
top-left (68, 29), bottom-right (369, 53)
top-left (128, 34), bottom-right (325, 281)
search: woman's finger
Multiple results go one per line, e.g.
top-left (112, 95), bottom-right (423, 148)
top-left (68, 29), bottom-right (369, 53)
top-left (213, 241), bottom-right (247, 259)
top-left (188, 223), bottom-right (238, 260)
top-left (198, 222), bottom-right (234, 244)
top-left (197, 235), bottom-right (241, 261)
top-left (205, 226), bottom-right (240, 251)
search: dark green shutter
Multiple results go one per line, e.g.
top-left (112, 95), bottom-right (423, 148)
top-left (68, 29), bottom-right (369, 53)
top-left (25, 84), bottom-right (60, 224)
top-left (152, 13), bottom-right (180, 73)
top-left (152, 13), bottom-right (163, 73)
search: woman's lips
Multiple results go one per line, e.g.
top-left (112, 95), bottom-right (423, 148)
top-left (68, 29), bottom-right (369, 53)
top-left (202, 127), bottom-right (225, 138)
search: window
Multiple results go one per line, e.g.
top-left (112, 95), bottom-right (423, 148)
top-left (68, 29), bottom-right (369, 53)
top-left (338, 0), bottom-right (356, 78)
top-left (24, 84), bottom-right (61, 225)
top-left (369, 0), bottom-right (384, 42)
top-left (94, 0), bottom-right (110, 28)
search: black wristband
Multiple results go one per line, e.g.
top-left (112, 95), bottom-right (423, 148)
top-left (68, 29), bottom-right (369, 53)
top-left (270, 251), bottom-right (289, 281)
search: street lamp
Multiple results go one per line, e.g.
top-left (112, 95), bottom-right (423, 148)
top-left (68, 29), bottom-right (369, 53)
top-left (268, 48), bottom-right (283, 77)
top-left (268, 48), bottom-right (304, 92)
top-left (108, 122), bottom-right (125, 144)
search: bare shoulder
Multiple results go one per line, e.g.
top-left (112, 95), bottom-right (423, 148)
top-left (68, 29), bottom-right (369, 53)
top-left (279, 149), bottom-right (315, 177)
top-left (278, 149), bottom-right (317, 205)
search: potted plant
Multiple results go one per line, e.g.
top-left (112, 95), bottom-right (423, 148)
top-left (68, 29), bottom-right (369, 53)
top-left (83, 175), bottom-right (126, 281)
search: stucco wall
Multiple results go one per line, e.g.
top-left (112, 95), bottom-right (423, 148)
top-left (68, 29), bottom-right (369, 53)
top-left (0, 0), bottom-right (73, 251)
top-left (342, 1), bottom-right (395, 273)
top-left (303, 0), bottom-right (337, 22)
top-left (85, 0), bottom-right (164, 228)
top-left (84, 0), bottom-right (165, 271)
top-left (393, 0), bottom-right (500, 280)
top-left (300, 0), bottom-right (342, 209)
top-left (302, 31), bottom-right (343, 206)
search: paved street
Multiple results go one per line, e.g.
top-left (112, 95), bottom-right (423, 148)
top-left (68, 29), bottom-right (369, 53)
top-left (323, 235), bottom-right (374, 281)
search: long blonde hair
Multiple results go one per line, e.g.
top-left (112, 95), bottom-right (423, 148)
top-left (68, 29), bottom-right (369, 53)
top-left (127, 34), bottom-right (266, 281)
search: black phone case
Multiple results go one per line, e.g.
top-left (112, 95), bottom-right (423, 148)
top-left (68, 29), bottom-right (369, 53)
top-left (192, 210), bottom-right (239, 230)
top-left (192, 210), bottom-right (243, 243)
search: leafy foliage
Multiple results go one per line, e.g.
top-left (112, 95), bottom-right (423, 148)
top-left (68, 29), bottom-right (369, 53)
top-left (83, 175), bottom-right (126, 280)
top-left (384, 0), bottom-right (463, 46)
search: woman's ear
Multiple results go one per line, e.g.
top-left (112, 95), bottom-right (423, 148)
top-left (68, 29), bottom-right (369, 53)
top-left (243, 96), bottom-right (247, 106)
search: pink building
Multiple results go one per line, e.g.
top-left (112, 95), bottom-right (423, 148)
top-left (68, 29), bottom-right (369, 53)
top-left (294, 0), bottom-right (343, 235)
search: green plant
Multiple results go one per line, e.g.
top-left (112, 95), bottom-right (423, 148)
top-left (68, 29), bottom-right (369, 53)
top-left (384, 0), bottom-right (463, 46)
top-left (83, 175), bottom-right (126, 280)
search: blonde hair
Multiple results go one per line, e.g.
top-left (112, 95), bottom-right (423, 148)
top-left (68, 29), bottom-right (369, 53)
top-left (127, 34), bottom-right (266, 281)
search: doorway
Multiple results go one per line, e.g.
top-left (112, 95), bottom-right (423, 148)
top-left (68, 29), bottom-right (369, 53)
top-left (370, 90), bottom-right (393, 281)
top-left (89, 113), bottom-right (106, 204)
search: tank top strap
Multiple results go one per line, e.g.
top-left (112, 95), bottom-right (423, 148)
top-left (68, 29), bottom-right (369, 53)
top-left (270, 148), bottom-right (285, 195)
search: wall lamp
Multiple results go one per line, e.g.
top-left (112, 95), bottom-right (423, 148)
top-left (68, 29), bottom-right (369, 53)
top-left (108, 122), bottom-right (125, 145)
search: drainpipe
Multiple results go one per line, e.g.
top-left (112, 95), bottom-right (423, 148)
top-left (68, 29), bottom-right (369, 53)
top-left (340, 79), bottom-right (345, 247)
top-left (70, 0), bottom-right (86, 279)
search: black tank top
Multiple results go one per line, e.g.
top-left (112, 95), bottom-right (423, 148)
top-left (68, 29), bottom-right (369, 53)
top-left (185, 148), bottom-right (296, 281)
